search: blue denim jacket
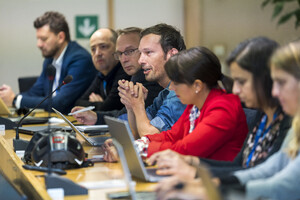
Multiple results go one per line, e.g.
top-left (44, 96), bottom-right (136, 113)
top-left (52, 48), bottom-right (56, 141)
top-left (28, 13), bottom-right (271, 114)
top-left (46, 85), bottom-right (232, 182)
top-left (146, 86), bottom-right (186, 132)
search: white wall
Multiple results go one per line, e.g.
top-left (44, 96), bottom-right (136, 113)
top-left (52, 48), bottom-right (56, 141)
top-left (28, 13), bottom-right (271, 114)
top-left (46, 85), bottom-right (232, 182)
top-left (0, 0), bottom-right (108, 92)
top-left (201, 0), bottom-right (300, 74)
top-left (114, 0), bottom-right (184, 30)
top-left (0, 0), bottom-right (184, 93)
top-left (0, 0), bottom-right (299, 92)
top-left (203, 0), bottom-right (299, 49)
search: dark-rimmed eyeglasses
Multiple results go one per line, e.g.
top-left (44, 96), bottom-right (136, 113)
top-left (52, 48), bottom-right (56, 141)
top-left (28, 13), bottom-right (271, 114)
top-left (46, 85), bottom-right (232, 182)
top-left (113, 48), bottom-right (139, 60)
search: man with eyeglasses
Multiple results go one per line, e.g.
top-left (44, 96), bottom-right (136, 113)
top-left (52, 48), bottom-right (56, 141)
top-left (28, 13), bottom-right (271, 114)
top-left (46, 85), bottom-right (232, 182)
top-left (74, 28), bottom-right (131, 111)
top-left (71, 27), bottom-right (163, 124)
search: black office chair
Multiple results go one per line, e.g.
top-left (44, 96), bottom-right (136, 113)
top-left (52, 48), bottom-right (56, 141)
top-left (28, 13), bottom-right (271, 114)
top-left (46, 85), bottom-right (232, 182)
top-left (18, 76), bottom-right (38, 93)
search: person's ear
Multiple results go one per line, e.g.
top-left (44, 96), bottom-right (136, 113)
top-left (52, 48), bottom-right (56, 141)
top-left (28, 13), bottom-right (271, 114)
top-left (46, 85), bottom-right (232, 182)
top-left (57, 31), bottom-right (66, 43)
top-left (193, 80), bottom-right (203, 94)
top-left (166, 48), bottom-right (179, 60)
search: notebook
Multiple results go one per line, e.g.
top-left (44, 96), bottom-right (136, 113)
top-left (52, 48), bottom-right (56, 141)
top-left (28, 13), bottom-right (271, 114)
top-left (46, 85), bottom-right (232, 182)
top-left (52, 108), bottom-right (110, 146)
top-left (104, 116), bottom-right (168, 182)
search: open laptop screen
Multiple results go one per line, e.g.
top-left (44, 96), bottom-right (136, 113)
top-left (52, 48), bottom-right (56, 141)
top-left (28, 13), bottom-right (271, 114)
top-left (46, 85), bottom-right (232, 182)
top-left (104, 116), bottom-right (168, 182)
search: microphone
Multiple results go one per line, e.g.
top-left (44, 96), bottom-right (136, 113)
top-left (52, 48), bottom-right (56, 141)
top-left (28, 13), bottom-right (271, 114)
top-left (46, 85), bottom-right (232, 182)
top-left (62, 75), bottom-right (73, 85)
top-left (46, 65), bottom-right (56, 175)
top-left (47, 64), bottom-right (56, 122)
top-left (13, 75), bottom-right (73, 152)
top-left (47, 64), bottom-right (56, 82)
top-left (46, 65), bottom-right (56, 133)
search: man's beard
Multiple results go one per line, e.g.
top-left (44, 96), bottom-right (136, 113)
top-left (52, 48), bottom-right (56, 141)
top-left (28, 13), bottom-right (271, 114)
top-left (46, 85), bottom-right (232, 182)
top-left (42, 45), bottom-right (60, 58)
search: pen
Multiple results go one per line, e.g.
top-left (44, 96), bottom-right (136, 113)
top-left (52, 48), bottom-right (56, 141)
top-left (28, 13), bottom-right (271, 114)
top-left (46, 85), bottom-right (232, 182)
top-left (68, 106), bottom-right (95, 116)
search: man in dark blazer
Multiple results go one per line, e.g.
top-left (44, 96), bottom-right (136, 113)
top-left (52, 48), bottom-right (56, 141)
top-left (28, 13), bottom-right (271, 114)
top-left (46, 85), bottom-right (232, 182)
top-left (0, 11), bottom-right (96, 114)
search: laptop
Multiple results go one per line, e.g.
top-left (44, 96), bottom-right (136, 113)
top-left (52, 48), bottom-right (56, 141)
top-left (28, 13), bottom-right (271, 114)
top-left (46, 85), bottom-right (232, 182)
top-left (52, 108), bottom-right (110, 146)
top-left (0, 98), bottom-right (48, 124)
top-left (17, 125), bottom-right (65, 135)
top-left (9, 116), bottom-right (49, 125)
top-left (0, 171), bottom-right (28, 200)
top-left (0, 98), bottom-right (13, 115)
top-left (18, 123), bottom-right (108, 136)
top-left (104, 116), bottom-right (168, 182)
top-left (107, 139), bottom-right (156, 200)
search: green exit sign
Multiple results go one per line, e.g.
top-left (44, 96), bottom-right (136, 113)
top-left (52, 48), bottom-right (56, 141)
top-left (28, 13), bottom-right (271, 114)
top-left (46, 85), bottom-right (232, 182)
top-left (75, 15), bottom-right (98, 39)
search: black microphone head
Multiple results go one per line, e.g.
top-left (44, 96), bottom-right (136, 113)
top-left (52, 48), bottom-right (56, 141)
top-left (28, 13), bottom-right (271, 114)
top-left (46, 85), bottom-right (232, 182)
top-left (63, 75), bottom-right (73, 85)
top-left (47, 64), bottom-right (56, 81)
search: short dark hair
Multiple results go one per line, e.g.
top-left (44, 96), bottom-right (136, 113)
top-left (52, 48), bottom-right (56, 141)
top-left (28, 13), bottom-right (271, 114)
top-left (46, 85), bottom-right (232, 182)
top-left (117, 27), bottom-right (142, 36)
top-left (34, 11), bottom-right (70, 42)
top-left (227, 36), bottom-right (280, 109)
top-left (107, 28), bottom-right (118, 44)
top-left (165, 46), bottom-right (231, 91)
top-left (141, 23), bottom-right (186, 55)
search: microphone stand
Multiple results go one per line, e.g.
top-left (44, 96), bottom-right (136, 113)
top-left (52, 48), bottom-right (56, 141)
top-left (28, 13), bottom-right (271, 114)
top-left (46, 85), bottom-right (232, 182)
top-left (13, 77), bottom-right (71, 152)
top-left (44, 75), bottom-right (87, 196)
top-left (46, 70), bottom-right (55, 175)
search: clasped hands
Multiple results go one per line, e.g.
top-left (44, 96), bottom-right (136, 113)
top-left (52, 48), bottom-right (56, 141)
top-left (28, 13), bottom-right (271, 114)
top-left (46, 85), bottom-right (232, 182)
top-left (117, 79), bottom-right (148, 110)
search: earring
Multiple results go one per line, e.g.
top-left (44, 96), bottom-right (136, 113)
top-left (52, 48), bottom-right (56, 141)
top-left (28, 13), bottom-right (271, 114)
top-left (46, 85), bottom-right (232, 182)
top-left (195, 90), bottom-right (199, 94)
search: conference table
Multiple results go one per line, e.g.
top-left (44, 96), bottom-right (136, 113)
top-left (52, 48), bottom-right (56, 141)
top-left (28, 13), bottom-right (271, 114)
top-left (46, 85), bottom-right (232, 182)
top-left (0, 112), bottom-right (157, 200)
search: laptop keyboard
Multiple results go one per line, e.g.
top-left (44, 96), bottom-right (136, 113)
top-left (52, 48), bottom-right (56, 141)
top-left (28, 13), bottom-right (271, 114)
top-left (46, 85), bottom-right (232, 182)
top-left (135, 191), bottom-right (156, 200)
top-left (87, 136), bottom-right (111, 146)
top-left (146, 168), bottom-right (158, 177)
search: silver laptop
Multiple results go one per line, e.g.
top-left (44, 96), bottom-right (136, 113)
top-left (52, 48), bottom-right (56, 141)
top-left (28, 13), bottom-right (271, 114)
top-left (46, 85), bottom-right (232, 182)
top-left (107, 139), bottom-right (156, 200)
top-left (0, 98), bottom-right (13, 115)
top-left (52, 108), bottom-right (110, 146)
top-left (104, 116), bottom-right (168, 182)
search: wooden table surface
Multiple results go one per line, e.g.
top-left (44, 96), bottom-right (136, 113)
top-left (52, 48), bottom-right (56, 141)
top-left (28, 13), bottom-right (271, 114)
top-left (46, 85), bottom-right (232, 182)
top-left (0, 112), bottom-right (156, 199)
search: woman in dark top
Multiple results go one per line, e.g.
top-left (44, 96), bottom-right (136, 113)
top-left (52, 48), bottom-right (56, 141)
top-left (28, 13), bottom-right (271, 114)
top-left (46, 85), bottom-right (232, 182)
top-left (147, 37), bottom-right (292, 179)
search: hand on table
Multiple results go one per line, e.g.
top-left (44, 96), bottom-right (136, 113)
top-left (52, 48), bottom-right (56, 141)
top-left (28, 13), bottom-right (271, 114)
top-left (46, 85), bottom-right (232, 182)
top-left (70, 106), bottom-right (97, 125)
